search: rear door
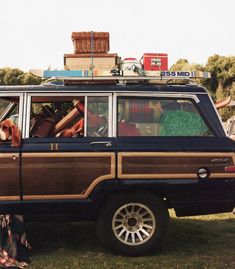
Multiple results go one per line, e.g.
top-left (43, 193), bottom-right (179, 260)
top-left (0, 93), bottom-right (23, 203)
top-left (115, 93), bottom-right (235, 181)
top-left (21, 92), bottom-right (115, 202)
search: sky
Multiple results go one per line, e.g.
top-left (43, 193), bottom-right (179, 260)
top-left (0, 0), bottom-right (234, 72)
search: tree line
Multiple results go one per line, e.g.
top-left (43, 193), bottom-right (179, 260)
top-left (1, 54), bottom-right (235, 120)
top-left (0, 68), bottom-right (42, 86)
top-left (171, 55), bottom-right (235, 120)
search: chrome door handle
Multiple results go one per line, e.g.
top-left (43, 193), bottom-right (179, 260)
top-left (90, 141), bottom-right (113, 147)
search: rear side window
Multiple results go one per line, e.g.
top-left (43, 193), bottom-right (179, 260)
top-left (117, 97), bottom-right (213, 137)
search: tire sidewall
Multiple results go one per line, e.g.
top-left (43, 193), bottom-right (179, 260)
top-left (98, 192), bottom-right (169, 256)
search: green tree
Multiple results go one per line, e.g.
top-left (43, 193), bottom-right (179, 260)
top-left (171, 59), bottom-right (205, 72)
top-left (205, 55), bottom-right (235, 120)
top-left (19, 72), bottom-right (42, 85)
top-left (0, 68), bottom-right (24, 85)
top-left (0, 67), bottom-right (42, 85)
top-left (205, 55), bottom-right (235, 91)
top-left (170, 56), bottom-right (235, 120)
top-left (0, 69), bottom-right (7, 85)
top-left (170, 59), bottom-right (210, 92)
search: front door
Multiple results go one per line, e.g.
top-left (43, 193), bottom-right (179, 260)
top-left (0, 93), bottom-right (23, 203)
top-left (21, 93), bottom-right (115, 202)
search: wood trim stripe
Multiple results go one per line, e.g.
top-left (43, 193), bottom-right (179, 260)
top-left (0, 153), bottom-right (20, 158)
top-left (22, 152), bottom-right (113, 158)
top-left (118, 173), bottom-right (235, 179)
top-left (0, 196), bottom-right (20, 201)
top-left (118, 152), bottom-right (235, 157)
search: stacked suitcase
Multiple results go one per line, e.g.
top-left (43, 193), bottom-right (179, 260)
top-left (64, 32), bottom-right (119, 76)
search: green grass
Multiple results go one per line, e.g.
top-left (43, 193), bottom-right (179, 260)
top-left (26, 211), bottom-right (235, 269)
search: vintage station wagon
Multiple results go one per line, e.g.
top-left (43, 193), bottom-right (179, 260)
top-left (0, 77), bottom-right (235, 256)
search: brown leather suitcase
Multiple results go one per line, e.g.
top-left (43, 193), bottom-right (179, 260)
top-left (71, 32), bottom-right (109, 54)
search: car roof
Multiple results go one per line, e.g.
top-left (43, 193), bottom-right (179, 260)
top-left (0, 83), bottom-right (207, 94)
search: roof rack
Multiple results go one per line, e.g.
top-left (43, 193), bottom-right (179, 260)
top-left (30, 69), bottom-right (211, 85)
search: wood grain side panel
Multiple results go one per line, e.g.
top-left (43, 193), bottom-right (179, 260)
top-left (0, 154), bottom-right (20, 197)
top-left (22, 153), bottom-right (115, 198)
top-left (118, 152), bottom-right (235, 179)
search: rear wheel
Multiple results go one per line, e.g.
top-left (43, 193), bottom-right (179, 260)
top-left (97, 192), bottom-right (169, 256)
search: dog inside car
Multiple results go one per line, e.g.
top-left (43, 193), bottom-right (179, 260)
top-left (0, 119), bottom-right (21, 147)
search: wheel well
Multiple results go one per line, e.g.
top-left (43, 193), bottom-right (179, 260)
top-left (95, 189), bottom-right (171, 220)
top-left (96, 189), bottom-right (170, 256)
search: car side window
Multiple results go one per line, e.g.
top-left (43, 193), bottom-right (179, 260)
top-left (87, 96), bottom-right (109, 137)
top-left (117, 97), bottom-right (213, 137)
top-left (0, 96), bottom-right (21, 146)
top-left (29, 95), bottom-right (109, 138)
top-left (0, 97), bottom-right (19, 124)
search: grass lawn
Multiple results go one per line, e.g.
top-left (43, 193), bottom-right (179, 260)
top-left (26, 210), bottom-right (235, 269)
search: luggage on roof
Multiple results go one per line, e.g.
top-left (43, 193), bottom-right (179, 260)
top-left (71, 31), bottom-right (110, 54)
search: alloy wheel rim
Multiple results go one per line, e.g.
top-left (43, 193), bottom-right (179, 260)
top-left (112, 203), bottom-right (156, 246)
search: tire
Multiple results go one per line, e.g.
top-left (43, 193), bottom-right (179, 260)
top-left (97, 192), bottom-right (169, 256)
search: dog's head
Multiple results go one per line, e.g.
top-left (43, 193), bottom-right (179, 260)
top-left (0, 119), bottom-right (21, 147)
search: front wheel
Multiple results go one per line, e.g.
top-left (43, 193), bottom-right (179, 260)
top-left (97, 192), bottom-right (169, 256)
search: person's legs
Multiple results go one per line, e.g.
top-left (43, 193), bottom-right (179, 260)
top-left (0, 215), bottom-right (31, 268)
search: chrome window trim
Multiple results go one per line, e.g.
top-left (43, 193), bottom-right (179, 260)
top-left (115, 92), bottom-right (200, 103)
top-left (84, 96), bottom-right (87, 137)
top-left (25, 92), bottom-right (113, 138)
top-left (108, 95), bottom-right (113, 137)
top-left (113, 94), bottom-right (117, 137)
top-left (27, 92), bottom-right (112, 97)
top-left (25, 95), bottom-right (32, 139)
top-left (22, 93), bottom-right (28, 139)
